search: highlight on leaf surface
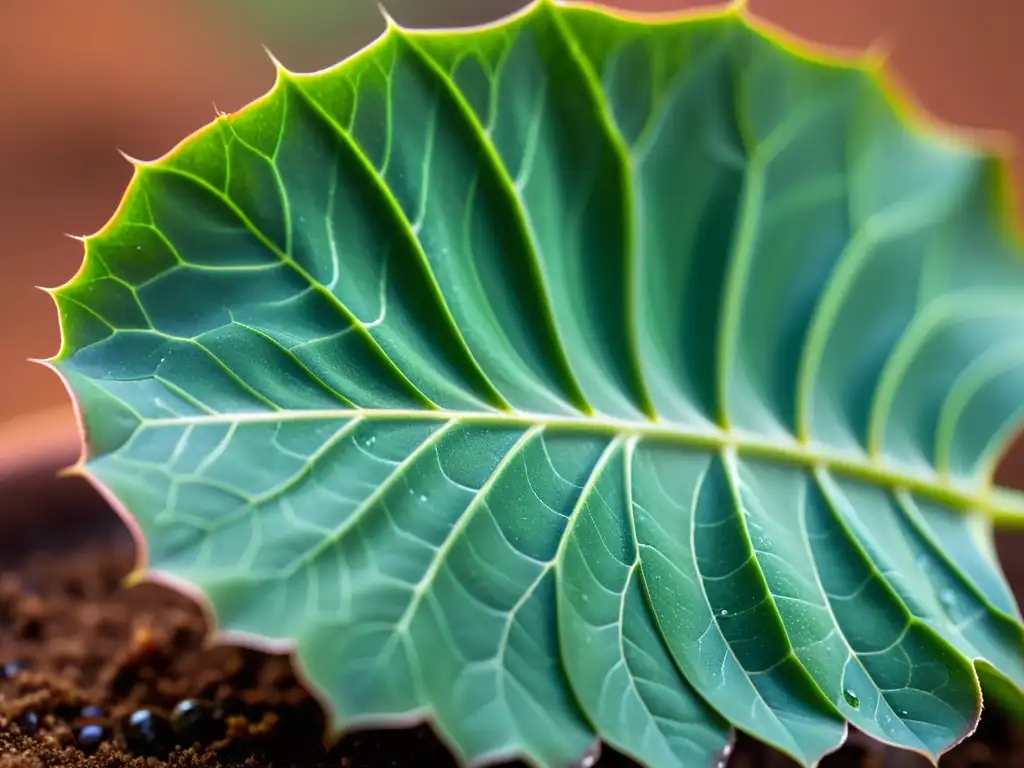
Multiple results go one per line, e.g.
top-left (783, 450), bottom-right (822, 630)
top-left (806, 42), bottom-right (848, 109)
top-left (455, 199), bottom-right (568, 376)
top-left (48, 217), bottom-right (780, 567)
top-left (44, 0), bottom-right (1024, 766)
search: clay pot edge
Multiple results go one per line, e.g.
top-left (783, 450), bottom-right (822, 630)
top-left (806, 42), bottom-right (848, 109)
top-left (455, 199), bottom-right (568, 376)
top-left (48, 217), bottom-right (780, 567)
top-left (0, 404), bottom-right (79, 485)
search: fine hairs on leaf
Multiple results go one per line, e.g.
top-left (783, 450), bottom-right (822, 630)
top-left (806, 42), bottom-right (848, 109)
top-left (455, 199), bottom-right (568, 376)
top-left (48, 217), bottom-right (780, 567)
top-left (42, 1), bottom-right (1024, 767)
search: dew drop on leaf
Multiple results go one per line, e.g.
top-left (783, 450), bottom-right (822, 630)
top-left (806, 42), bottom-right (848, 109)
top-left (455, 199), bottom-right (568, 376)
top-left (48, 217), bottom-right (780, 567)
top-left (419, 494), bottom-right (428, 503)
top-left (719, 609), bottom-right (728, 617)
top-left (938, 588), bottom-right (965, 622)
top-left (843, 689), bottom-right (860, 708)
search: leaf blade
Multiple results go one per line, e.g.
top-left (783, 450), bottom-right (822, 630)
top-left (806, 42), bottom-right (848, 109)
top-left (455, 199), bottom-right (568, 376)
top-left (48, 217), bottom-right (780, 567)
top-left (51, 3), bottom-right (1024, 767)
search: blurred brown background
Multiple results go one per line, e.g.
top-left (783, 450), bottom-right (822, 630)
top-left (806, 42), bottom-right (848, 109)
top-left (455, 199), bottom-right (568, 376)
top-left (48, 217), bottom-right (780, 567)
top-left (0, 0), bottom-right (1020, 441)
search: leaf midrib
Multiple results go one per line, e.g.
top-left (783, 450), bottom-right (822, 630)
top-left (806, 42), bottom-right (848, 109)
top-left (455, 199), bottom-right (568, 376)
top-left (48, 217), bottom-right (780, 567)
top-left (115, 406), bottom-right (1024, 519)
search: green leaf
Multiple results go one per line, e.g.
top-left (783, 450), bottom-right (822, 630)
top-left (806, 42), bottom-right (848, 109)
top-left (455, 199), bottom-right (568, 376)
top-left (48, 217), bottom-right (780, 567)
top-left (48, 2), bottom-right (1024, 766)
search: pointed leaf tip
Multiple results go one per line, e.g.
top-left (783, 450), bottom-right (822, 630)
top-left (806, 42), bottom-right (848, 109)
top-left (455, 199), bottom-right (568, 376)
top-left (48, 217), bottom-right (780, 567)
top-left (116, 149), bottom-right (148, 167)
top-left (55, 461), bottom-right (86, 480)
top-left (377, 2), bottom-right (400, 30)
top-left (865, 32), bottom-right (896, 70)
top-left (261, 45), bottom-right (292, 77)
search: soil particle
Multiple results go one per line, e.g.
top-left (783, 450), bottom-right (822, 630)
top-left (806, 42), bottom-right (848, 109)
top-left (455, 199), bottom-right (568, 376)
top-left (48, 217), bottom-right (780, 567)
top-left (1, 529), bottom-right (1022, 766)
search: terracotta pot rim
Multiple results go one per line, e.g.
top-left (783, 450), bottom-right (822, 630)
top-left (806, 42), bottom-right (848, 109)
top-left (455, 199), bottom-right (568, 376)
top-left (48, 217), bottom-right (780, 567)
top-left (0, 404), bottom-right (80, 483)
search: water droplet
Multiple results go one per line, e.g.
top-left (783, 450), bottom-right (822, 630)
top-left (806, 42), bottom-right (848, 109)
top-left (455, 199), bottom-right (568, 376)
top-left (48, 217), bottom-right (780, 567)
top-left (843, 688), bottom-right (860, 709)
top-left (719, 609), bottom-right (728, 617)
top-left (939, 589), bottom-right (956, 609)
top-left (419, 494), bottom-right (427, 503)
top-left (900, 709), bottom-right (908, 716)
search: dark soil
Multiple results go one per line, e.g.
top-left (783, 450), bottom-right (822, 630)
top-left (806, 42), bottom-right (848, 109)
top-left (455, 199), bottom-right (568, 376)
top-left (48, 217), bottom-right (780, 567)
top-left (1, 522), bottom-right (1023, 767)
